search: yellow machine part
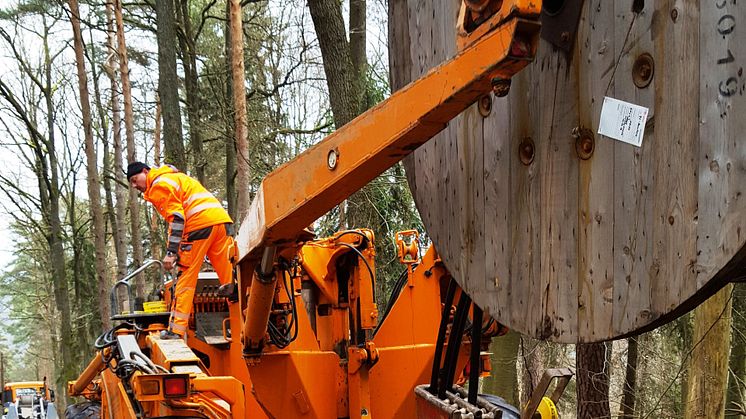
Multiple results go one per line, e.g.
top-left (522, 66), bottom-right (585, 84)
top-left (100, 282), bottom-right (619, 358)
top-left (143, 301), bottom-right (168, 313)
top-left (536, 396), bottom-right (559, 419)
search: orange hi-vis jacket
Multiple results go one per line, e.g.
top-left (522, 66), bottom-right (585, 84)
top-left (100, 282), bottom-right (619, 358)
top-left (144, 165), bottom-right (232, 232)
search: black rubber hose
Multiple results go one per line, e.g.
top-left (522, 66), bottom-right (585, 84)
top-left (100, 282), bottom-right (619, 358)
top-left (428, 280), bottom-right (458, 395)
top-left (440, 293), bottom-right (471, 400)
top-left (468, 305), bottom-right (483, 404)
top-left (372, 269), bottom-right (408, 337)
top-left (339, 243), bottom-right (377, 302)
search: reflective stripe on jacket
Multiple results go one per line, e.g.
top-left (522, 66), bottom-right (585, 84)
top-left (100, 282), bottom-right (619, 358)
top-left (144, 165), bottom-right (232, 233)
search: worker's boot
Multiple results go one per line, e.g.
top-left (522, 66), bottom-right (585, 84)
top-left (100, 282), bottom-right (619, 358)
top-left (159, 330), bottom-right (182, 340)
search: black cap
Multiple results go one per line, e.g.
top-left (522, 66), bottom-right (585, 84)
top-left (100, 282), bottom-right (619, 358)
top-left (126, 161), bottom-right (150, 180)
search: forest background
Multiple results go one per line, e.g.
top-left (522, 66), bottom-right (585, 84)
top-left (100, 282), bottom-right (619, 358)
top-left (0, 0), bottom-right (743, 418)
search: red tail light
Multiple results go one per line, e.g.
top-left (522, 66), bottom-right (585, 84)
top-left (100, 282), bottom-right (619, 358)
top-left (163, 376), bottom-right (188, 398)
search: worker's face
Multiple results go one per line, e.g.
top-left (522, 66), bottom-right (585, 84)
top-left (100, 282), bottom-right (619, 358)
top-left (129, 170), bottom-right (148, 193)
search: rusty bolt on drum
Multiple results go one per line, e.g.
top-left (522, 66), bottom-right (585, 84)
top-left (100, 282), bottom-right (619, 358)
top-left (572, 127), bottom-right (595, 160)
top-left (632, 53), bottom-right (654, 88)
top-left (519, 137), bottom-right (535, 165)
top-left (478, 95), bottom-right (492, 117)
top-left (492, 77), bottom-right (511, 97)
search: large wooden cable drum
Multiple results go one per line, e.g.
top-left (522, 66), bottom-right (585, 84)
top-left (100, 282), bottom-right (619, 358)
top-left (389, 0), bottom-right (746, 342)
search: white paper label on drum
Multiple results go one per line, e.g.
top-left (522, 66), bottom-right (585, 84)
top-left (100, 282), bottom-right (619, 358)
top-left (597, 96), bottom-right (649, 147)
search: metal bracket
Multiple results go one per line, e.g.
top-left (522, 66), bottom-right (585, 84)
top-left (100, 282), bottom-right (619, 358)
top-left (540, 0), bottom-right (585, 52)
top-left (521, 367), bottom-right (575, 418)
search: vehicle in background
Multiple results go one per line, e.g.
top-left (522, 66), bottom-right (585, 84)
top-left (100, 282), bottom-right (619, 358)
top-left (2, 381), bottom-right (57, 419)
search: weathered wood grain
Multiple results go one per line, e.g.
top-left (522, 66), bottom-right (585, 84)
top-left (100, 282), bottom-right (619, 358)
top-left (611, 0), bottom-right (656, 338)
top-left (697, 0), bottom-right (746, 287)
top-left (388, 0), bottom-right (746, 342)
top-left (484, 92), bottom-right (512, 323)
top-left (576, 0), bottom-right (615, 341)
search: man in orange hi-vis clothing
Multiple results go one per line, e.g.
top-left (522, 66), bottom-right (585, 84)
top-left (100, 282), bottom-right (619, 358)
top-left (127, 162), bottom-right (234, 339)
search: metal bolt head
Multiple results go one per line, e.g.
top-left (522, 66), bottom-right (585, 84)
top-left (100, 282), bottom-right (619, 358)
top-left (492, 77), bottom-right (511, 97)
top-left (478, 95), bottom-right (492, 117)
top-left (574, 128), bottom-right (595, 160)
top-left (632, 53), bottom-right (654, 88)
top-left (327, 149), bottom-right (338, 170)
top-left (519, 137), bottom-right (535, 165)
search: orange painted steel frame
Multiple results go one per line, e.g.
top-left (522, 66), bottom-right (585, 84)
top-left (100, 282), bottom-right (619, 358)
top-left (68, 238), bottom-right (492, 418)
top-left (190, 230), bottom-right (476, 417)
top-left (65, 231), bottom-right (447, 417)
top-left (69, 326), bottom-right (247, 419)
top-left (237, 0), bottom-right (542, 369)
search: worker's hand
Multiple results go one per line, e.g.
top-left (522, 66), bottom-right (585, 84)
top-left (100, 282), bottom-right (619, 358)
top-left (163, 252), bottom-right (178, 270)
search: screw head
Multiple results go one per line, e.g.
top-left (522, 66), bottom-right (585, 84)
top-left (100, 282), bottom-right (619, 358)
top-left (519, 137), bottom-right (535, 165)
top-left (632, 53), bottom-right (655, 88)
top-left (478, 95), bottom-right (492, 117)
top-left (574, 128), bottom-right (595, 160)
top-left (492, 78), bottom-right (511, 97)
top-left (327, 149), bottom-right (338, 170)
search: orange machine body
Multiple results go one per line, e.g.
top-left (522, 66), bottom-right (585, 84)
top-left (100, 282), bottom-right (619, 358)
top-left (69, 324), bottom-right (247, 418)
top-left (237, 232), bottom-right (473, 418)
top-left (70, 232), bottom-right (478, 418)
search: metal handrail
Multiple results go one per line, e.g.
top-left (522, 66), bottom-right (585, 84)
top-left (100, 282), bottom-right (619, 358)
top-left (110, 259), bottom-right (169, 317)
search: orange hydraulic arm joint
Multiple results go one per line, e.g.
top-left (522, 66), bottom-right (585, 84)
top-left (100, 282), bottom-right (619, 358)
top-left (238, 0), bottom-right (542, 359)
top-left (242, 246), bottom-right (276, 360)
top-left (68, 348), bottom-right (110, 396)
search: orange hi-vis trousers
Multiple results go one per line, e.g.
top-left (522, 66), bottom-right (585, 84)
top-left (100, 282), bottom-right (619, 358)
top-left (169, 223), bottom-right (235, 336)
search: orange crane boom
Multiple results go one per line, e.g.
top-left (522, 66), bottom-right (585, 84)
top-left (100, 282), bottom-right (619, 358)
top-left (236, 2), bottom-right (541, 262)
top-left (237, 0), bottom-right (542, 357)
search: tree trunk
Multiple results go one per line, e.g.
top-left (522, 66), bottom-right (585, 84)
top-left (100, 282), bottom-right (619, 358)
top-left (155, 96), bottom-right (162, 166)
top-left (106, 2), bottom-right (128, 279)
top-left (577, 342), bottom-right (610, 419)
top-left (685, 284), bottom-right (733, 419)
top-left (68, 0), bottom-right (110, 330)
top-left (0, 16), bottom-right (73, 402)
top-left (224, 3), bottom-right (237, 221)
top-left (727, 283), bottom-right (746, 419)
top-left (228, 0), bottom-right (250, 220)
top-left (520, 337), bottom-right (544, 407)
top-left (114, 0), bottom-right (144, 291)
top-left (308, 0), bottom-right (371, 232)
top-left (96, 40), bottom-right (119, 286)
top-left (156, 0), bottom-right (186, 169)
top-left (41, 18), bottom-right (73, 402)
top-left (176, 0), bottom-right (205, 183)
top-left (482, 330), bottom-right (519, 406)
top-left (151, 97), bottom-right (163, 262)
top-left (620, 337), bottom-right (638, 419)
top-left (349, 0), bottom-right (367, 107)
top-left (307, 0), bottom-right (364, 128)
